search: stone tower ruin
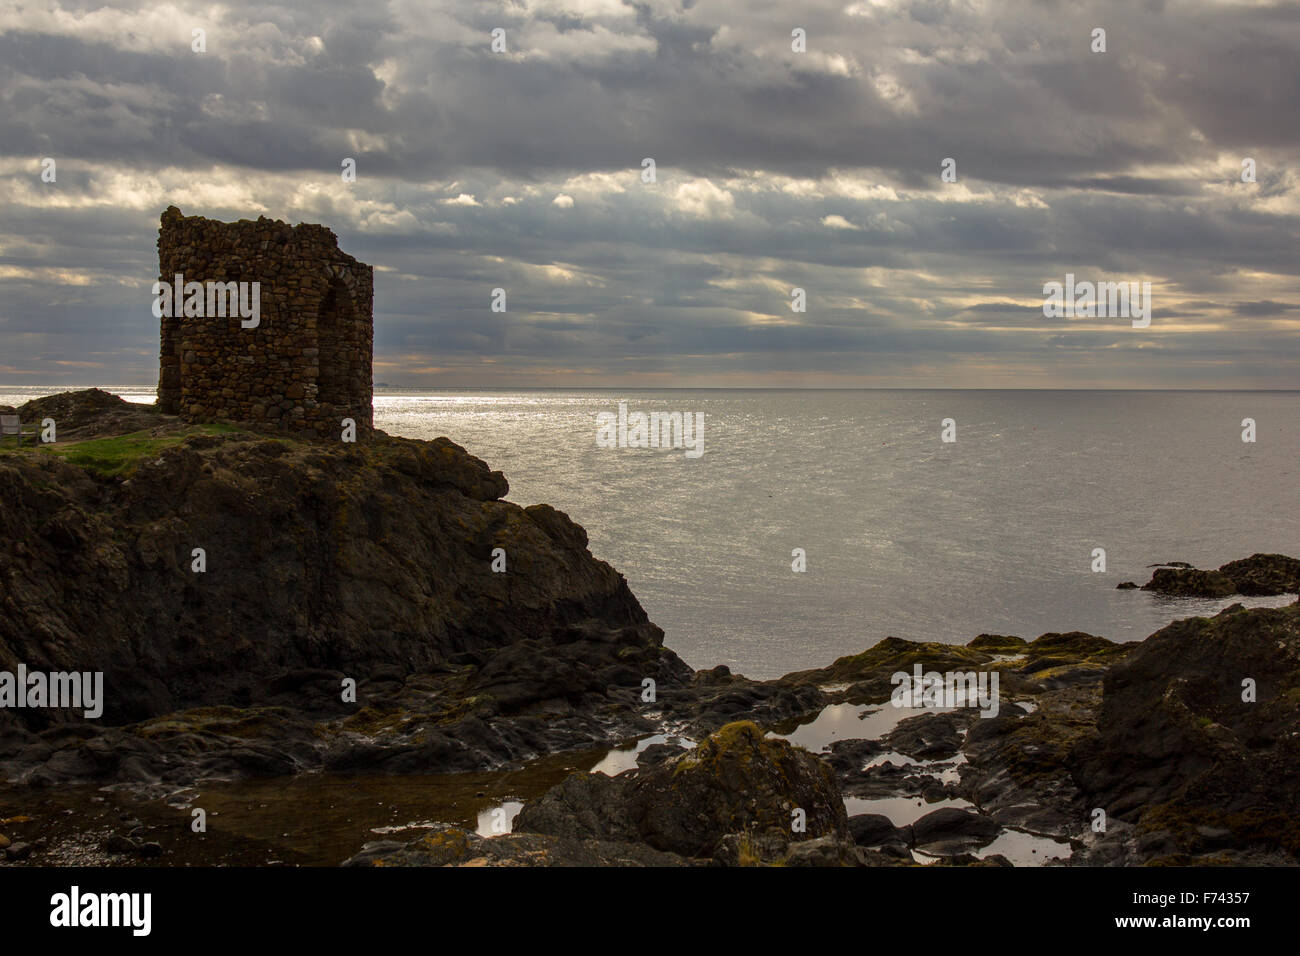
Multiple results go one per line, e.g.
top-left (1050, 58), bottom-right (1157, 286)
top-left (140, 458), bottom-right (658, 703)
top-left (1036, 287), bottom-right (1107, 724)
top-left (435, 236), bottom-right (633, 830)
top-left (156, 206), bottom-right (374, 436)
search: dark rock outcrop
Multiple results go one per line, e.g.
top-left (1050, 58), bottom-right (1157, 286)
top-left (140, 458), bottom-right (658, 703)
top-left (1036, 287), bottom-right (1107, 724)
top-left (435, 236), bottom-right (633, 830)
top-left (1218, 554), bottom-right (1300, 596)
top-left (1142, 567), bottom-right (1236, 597)
top-left (912, 806), bottom-right (1001, 847)
top-left (1070, 602), bottom-right (1300, 857)
top-left (1139, 554), bottom-right (1300, 598)
top-left (882, 713), bottom-right (963, 760)
top-left (515, 721), bottom-right (850, 862)
top-left (0, 391), bottom-right (690, 784)
top-left (848, 813), bottom-right (910, 847)
top-left (10, 390), bottom-right (165, 443)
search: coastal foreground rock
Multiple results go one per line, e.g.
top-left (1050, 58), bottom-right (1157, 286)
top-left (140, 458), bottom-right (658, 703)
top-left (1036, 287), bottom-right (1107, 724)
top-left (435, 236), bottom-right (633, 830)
top-left (1, 391), bottom-right (1298, 867)
top-left (0, 390), bottom-right (690, 785)
top-left (513, 721), bottom-right (852, 861)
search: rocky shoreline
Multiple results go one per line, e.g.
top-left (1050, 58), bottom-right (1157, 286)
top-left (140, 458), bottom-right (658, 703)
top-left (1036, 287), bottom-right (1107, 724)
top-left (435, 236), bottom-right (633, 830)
top-left (1, 391), bottom-right (1297, 867)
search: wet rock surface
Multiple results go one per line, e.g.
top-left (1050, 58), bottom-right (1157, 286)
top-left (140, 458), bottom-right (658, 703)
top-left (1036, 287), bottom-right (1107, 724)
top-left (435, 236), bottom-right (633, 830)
top-left (912, 807), bottom-right (1001, 854)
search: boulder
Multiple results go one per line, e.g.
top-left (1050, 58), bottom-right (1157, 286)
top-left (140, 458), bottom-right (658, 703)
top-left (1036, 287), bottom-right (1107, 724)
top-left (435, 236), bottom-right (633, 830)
top-left (848, 813), bottom-right (911, 847)
top-left (912, 807), bottom-right (1001, 846)
top-left (516, 720), bottom-right (848, 860)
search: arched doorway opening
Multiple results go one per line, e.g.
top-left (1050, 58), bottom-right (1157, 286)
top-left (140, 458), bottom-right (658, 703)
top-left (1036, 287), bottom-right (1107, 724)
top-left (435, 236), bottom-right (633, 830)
top-left (316, 279), bottom-right (354, 407)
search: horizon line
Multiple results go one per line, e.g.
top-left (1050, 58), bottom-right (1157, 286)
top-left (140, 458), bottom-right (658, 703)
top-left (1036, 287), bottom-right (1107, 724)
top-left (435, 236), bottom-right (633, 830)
top-left (4, 384), bottom-right (1299, 394)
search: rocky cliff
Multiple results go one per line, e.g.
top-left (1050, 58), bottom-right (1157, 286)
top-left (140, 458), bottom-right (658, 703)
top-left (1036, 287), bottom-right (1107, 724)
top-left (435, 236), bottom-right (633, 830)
top-left (0, 390), bottom-right (690, 785)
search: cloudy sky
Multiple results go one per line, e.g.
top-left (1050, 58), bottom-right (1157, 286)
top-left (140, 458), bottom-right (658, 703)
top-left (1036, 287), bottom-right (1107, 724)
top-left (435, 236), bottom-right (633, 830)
top-left (1, 0), bottom-right (1297, 387)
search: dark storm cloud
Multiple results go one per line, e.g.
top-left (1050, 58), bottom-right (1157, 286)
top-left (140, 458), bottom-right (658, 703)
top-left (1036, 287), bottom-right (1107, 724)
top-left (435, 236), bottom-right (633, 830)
top-left (1234, 300), bottom-right (1300, 317)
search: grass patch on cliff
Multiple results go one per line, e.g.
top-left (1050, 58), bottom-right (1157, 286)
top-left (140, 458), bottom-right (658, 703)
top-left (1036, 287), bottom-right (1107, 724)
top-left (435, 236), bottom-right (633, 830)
top-left (34, 423), bottom-right (248, 476)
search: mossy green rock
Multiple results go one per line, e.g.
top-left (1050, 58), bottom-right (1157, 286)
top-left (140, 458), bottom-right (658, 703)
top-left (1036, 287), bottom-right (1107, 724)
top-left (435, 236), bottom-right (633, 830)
top-left (516, 720), bottom-right (848, 859)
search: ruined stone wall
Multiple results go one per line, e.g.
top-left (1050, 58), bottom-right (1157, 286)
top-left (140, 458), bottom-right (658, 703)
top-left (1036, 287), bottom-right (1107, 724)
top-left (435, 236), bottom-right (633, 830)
top-left (156, 206), bottom-right (374, 436)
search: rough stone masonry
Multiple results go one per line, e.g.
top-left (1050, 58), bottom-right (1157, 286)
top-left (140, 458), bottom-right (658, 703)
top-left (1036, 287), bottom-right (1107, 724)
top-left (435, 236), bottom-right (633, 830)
top-left (156, 206), bottom-right (374, 436)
